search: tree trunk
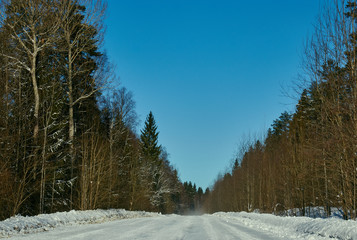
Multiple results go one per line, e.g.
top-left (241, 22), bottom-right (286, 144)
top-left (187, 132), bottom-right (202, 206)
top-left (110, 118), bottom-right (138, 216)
top-left (68, 41), bottom-right (75, 210)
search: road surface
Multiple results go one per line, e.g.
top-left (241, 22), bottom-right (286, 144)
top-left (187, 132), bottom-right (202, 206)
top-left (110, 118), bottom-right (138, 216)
top-left (9, 214), bottom-right (291, 240)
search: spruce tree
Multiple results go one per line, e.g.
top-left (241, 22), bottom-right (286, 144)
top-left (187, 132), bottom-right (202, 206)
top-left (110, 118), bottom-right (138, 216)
top-left (140, 111), bottom-right (165, 210)
top-left (140, 111), bottom-right (161, 162)
top-left (232, 158), bottom-right (239, 173)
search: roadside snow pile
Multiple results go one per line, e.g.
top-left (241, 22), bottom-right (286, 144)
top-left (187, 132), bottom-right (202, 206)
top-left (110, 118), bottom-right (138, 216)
top-left (214, 212), bottom-right (357, 239)
top-left (0, 209), bottom-right (160, 238)
top-left (283, 206), bottom-right (345, 219)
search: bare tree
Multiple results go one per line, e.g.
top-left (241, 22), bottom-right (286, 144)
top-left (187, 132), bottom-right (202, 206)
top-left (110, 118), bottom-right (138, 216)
top-left (0, 0), bottom-right (61, 141)
top-left (56, 0), bottom-right (107, 208)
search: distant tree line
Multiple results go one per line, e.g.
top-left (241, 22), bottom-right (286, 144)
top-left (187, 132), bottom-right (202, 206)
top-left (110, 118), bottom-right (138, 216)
top-left (204, 0), bottom-right (357, 220)
top-left (180, 181), bottom-right (208, 214)
top-left (0, 0), bottom-right (202, 220)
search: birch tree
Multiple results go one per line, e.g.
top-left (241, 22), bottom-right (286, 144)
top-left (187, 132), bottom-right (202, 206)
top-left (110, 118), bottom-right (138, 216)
top-left (0, 0), bottom-right (61, 141)
top-left (56, 0), bottom-right (106, 208)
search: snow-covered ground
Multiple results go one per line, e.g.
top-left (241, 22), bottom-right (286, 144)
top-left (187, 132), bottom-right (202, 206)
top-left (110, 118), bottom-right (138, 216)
top-left (282, 206), bottom-right (346, 219)
top-left (0, 209), bottom-right (160, 238)
top-left (214, 212), bottom-right (357, 240)
top-left (2, 209), bottom-right (357, 239)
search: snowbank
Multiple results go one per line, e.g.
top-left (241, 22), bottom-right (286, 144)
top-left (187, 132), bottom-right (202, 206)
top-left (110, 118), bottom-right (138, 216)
top-left (214, 212), bottom-right (357, 239)
top-left (0, 209), bottom-right (160, 238)
top-left (4, 210), bottom-right (357, 239)
top-left (283, 206), bottom-right (345, 219)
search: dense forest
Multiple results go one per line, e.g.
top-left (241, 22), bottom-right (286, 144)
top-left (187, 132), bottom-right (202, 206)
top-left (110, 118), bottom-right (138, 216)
top-left (204, 0), bottom-right (357, 220)
top-left (0, 0), bottom-right (205, 220)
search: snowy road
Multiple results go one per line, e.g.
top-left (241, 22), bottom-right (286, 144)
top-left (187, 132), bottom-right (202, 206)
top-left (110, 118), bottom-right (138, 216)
top-left (9, 214), bottom-right (290, 240)
top-left (8, 211), bottom-right (357, 240)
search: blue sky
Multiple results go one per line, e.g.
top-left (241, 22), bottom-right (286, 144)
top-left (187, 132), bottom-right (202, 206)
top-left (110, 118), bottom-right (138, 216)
top-left (104, 0), bottom-right (321, 190)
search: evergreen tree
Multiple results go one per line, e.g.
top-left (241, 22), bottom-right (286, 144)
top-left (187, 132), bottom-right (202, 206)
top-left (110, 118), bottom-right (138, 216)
top-left (232, 158), bottom-right (239, 173)
top-left (271, 111), bottom-right (292, 137)
top-left (140, 111), bottom-right (161, 162)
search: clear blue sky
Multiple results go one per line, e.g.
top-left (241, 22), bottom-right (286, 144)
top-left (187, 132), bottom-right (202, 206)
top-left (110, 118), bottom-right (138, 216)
top-left (104, 0), bottom-right (321, 190)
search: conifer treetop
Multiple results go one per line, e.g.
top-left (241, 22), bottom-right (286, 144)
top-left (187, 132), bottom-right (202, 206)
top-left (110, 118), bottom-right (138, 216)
top-left (140, 111), bottom-right (161, 161)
